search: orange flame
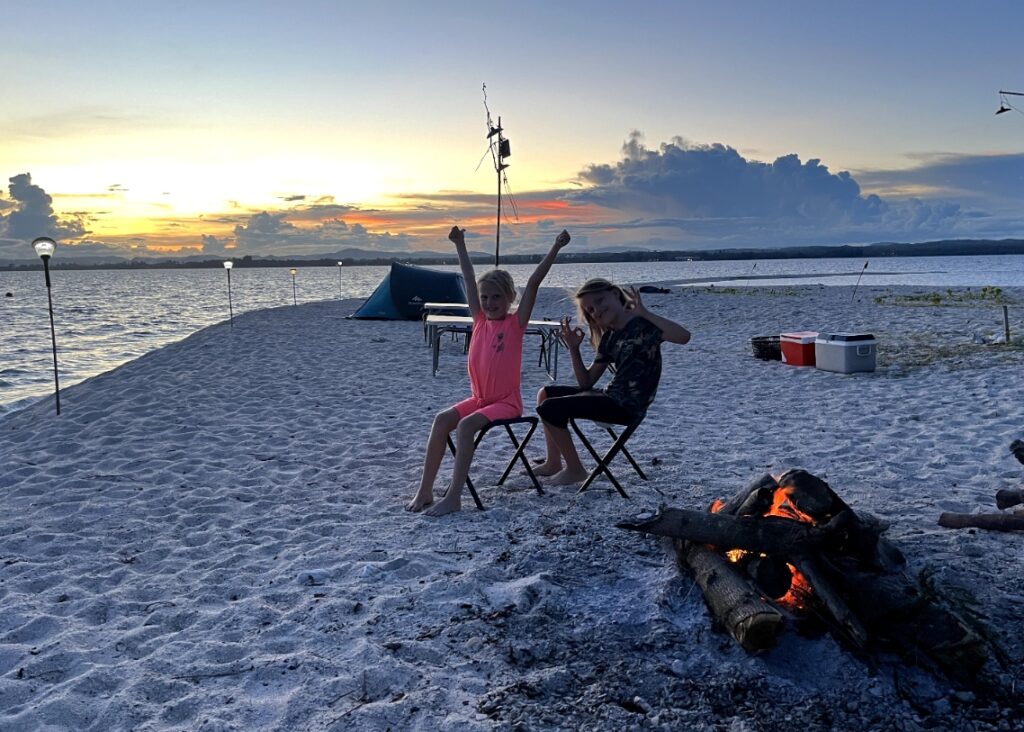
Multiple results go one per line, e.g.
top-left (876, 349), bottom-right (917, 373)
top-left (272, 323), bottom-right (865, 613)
top-left (777, 563), bottom-right (814, 611)
top-left (766, 486), bottom-right (818, 525)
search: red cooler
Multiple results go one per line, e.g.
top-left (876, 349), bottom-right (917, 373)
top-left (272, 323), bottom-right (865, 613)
top-left (780, 331), bottom-right (818, 366)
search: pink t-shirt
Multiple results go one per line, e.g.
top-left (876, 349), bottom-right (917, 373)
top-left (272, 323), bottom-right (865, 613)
top-left (467, 310), bottom-right (527, 407)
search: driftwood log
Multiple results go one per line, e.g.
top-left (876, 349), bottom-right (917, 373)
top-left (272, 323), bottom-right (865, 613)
top-left (938, 512), bottom-right (1024, 532)
top-left (1010, 439), bottom-right (1024, 466)
top-left (995, 488), bottom-right (1024, 510)
top-left (833, 567), bottom-right (990, 682)
top-left (679, 542), bottom-right (783, 652)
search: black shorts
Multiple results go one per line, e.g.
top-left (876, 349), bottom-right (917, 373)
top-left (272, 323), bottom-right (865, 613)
top-left (536, 385), bottom-right (636, 430)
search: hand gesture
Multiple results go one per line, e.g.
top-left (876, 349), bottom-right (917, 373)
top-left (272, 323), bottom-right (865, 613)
top-left (554, 229), bottom-right (571, 250)
top-left (448, 226), bottom-right (466, 247)
top-left (559, 316), bottom-right (585, 350)
top-left (625, 286), bottom-right (648, 315)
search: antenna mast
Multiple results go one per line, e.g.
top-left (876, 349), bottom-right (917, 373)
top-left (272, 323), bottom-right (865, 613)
top-left (483, 84), bottom-right (510, 267)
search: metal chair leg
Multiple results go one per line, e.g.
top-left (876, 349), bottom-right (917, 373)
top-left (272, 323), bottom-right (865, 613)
top-left (603, 426), bottom-right (647, 480)
top-left (498, 421), bottom-right (543, 494)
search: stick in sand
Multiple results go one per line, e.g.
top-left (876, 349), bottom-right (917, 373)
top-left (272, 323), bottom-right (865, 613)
top-left (851, 260), bottom-right (868, 301)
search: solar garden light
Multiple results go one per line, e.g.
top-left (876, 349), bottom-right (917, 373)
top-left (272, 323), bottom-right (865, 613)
top-left (31, 236), bottom-right (61, 415)
top-left (337, 260), bottom-right (343, 295)
top-left (290, 267), bottom-right (298, 306)
top-left (223, 260), bottom-right (234, 327)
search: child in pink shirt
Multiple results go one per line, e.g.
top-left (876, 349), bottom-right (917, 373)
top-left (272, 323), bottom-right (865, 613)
top-left (408, 225), bottom-right (570, 516)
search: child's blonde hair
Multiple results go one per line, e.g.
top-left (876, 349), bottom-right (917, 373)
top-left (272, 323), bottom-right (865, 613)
top-left (574, 277), bottom-right (634, 350)
top-left (477, 269), bottom-right (517, 304)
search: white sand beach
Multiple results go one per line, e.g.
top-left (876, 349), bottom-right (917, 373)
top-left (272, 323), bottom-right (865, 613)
top-left (2, 284), bottom-right (1023, 731)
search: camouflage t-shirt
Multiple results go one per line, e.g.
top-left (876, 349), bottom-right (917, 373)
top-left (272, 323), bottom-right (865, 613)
top-left (595, 315), bottom-right (663, 416)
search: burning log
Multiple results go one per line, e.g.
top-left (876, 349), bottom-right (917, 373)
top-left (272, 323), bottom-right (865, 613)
top-left (619, 469), bottom-right (993, 688)
top-left (745, 555), bottom-right (793, 599)
top-left (617, 507), bottom-right (831, 556)
top-left (995, 488), bottom-right (1024, 510)
top-left (791, 557), bottom-right (868, 650)
top-left (679, 542), bottom-right (783, 652)
top-left (716, 473), bottom-right (778, 516)
top-left (938, 512), bottom-right (1024, 532)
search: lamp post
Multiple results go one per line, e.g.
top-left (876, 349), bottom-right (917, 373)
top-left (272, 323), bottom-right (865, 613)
top-left (223, 260), bottom-right (234, 327)
top-left (31, 236), bottom-right (61, 415)
top-left (337, 261), bottom-right (343, 296)
top-left (290, 268), bottom-right (297, 306)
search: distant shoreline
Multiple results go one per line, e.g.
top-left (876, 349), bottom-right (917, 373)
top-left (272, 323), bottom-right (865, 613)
top-left (3, 238), bottom-right (1024, 271)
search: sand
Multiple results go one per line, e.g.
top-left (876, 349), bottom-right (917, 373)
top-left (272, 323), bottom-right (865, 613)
top-left (1, 284), bottom-right (1023, 731)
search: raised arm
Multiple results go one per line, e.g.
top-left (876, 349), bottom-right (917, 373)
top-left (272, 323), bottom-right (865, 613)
top-left (626, 287), bottom-right (691, 344)
top-left (449, 226), bottom-right (480, 318)
top-left (559, 317), bottom-right (608, 389)
top-left (517, 229), bottom-right (570, 327)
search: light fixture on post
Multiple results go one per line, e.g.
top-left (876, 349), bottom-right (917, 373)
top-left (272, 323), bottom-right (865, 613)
top-left (337, 260), bottom-right (344, 296)
top-left (31, 236), bottom-right (61, 415)
top-left (290, 267), bottom-right (298, 306)
top-left (997, 90), bottom-right (1023, 115)
top-left (223, 260), bottom-right (234, 327)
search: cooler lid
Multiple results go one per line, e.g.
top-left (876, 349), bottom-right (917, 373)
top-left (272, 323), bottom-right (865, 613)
top-left (817, 332), bottom-right (875, 342)
top-left (781, 330), bottom-right (819, 343)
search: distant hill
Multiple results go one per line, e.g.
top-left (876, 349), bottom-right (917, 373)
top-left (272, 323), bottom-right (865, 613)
top-left (3, 238), bottom-right (1024, 270)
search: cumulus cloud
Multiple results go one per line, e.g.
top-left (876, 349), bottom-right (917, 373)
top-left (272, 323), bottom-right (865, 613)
top-left (855, 153), bottom-right (1024, 211)
top-left (0, 173), bottom-right (88, 244)
top-left (567, 132), bottom-right (995, 247)
top-left (222, 207), bottom-right (412, 255)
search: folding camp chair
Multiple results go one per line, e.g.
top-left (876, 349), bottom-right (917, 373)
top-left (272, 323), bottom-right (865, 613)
top-left (568, 413), bottom-right (648, 498)
top-left (445, 416), bottom-right (543, 510)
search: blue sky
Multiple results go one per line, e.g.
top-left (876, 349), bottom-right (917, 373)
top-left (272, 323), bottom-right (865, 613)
top-left (1, 0), bottom-right (1022, 260)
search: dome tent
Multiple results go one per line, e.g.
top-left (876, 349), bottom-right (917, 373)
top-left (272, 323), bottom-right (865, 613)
top-left (351, 261), bottom-right (467, 320)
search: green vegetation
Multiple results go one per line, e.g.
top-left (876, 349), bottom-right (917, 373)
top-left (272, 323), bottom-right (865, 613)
top-left (875, 286), bottom-right (1012, 306)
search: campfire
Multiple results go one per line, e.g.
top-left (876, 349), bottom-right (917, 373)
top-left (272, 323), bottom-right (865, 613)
top-left (618, 469), bottom-right (990, 685)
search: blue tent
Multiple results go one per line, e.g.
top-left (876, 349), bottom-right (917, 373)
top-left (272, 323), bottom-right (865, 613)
top-left (351, 261), bottom-right (467, 320)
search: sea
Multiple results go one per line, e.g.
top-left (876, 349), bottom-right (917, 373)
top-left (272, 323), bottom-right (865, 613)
top-left (3, 254), bottom-right (1024, 414)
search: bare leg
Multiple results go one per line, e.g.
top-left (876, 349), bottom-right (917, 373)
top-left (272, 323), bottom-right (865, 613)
top-left (426, 412), bottom-right (490, 517)
top-left (533, 387), bottom-right (562, 476)
top-left (407, 408), bottom-right (460, 511)
top-left (545, 423), bottom-right (589, 485)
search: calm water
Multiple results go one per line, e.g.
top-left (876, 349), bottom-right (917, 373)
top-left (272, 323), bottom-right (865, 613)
top-left (3, 255), bottom-right (1023, 413)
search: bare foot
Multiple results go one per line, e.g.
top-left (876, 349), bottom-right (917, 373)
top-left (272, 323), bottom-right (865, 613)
top-left (405, 492), bottom-right (434, 512)
top-left (424, 493), bottom-right (461, 517)
top-left (533, 461), bottom-right (562, 477)
top-left (547, 468), bottom-right (589, 486)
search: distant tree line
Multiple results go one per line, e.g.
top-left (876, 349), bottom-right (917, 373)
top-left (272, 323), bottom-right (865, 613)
top-left (4, 238), bottom-right (1024, 271)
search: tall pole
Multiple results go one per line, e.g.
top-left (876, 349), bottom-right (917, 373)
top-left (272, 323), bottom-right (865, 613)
top-left (290, 268), bottom-right (297, 306)
top-left (43, 257), bottom-right (61, 415)
top-left (226, 268), bottom-right (234, 326)
top-left (495, 116), bottom-right (502, 268)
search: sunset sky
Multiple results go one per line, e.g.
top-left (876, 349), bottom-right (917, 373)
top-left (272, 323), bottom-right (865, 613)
top-left (2, 0), bottom-right (1023, 262)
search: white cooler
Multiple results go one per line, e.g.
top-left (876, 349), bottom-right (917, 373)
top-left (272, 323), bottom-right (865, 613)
top-left (814, 332), bottom-right (877, 373)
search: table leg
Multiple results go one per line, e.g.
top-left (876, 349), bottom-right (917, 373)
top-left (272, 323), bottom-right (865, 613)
top-left (432, 327), bottom-right (443, 376)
